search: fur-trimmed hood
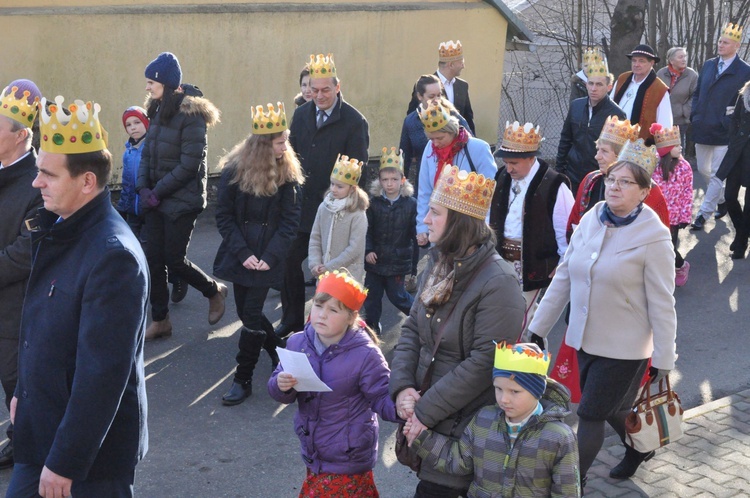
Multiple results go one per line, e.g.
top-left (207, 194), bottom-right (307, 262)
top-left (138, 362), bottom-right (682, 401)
top-left (367, 177), bottom-right (414, 198)
top-left (144, 93), bottom-right (221, 128)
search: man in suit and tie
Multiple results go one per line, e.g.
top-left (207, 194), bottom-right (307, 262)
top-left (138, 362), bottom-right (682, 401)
top-left (690, 22), bottom-right (750, 231)
top-left (407, 40), bottom-right (476, 135)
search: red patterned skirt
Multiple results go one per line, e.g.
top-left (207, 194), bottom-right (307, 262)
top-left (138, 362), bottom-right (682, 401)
top-left (299, 468), bottom-right (379, 497)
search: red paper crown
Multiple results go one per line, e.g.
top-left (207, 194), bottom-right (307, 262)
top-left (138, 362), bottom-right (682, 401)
top-left (316, 270), bottom-right (368, 311)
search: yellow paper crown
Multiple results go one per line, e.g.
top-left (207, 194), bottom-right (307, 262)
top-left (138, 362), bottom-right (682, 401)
top-left (617, 139), bottom-right (658, 176)
top-left (316, 269), bottom-right (368, 311)
top-left (584, 49), bottom-right (609, 79)
top-left (431, 165), bottom-right (496, 220)
top-left (598, 116), bottom-right (640, 147)
top-left (499, 121), bottom-right (543, 153)
top-left (379, 147), bottom-right (404, 173)
top-left (40, 96), bottom-right (107, 154)
top-left (722, 22), bottom-right (743, 42)
top-left (0, 86), bottom-right (40, 127)
top-left (309, 53), bottom-right (337, 79)
top-left (418, 101), bottom-right (451, 132)
top-left (582, 47), bottom-right (602, 65)
top-left (651, 124), bottom-right (681, 149)
top-left (251, 102), bottom-right (287, 135)
top-left (331, 154), bottom-right (363, 186)
top-left (439, 40), bottom-right (463, 62)
top-left (494, 342), bottom-right (551, 376)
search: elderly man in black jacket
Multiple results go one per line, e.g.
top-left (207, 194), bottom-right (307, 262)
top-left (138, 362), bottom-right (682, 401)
top-left (7, 96), bottom-right (148, 498)
top-left (0, 80), bottom-right (43, 471)
top-left (556, 54), bottom-right (626, 195)
top-left (275, 54), bottom-right (369, 337)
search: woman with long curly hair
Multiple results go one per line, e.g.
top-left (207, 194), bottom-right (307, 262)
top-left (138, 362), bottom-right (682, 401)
top-left (213, 102), bottom-right (304, 405)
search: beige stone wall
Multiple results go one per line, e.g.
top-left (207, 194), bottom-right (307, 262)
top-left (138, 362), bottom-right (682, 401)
top-left (0, 2), bottom-right (507, 182)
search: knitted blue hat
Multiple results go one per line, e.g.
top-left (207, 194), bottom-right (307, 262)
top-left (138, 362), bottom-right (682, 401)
top-left (144, 52), bottom-right (182, 89)
top-left (493, 369), bottom-right (547, 399)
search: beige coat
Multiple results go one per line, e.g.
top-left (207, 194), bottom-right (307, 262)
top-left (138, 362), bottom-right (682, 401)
top-left (308, 200), bottom-right (367, 283)
top-left (530, 202), bottom-right (677, 369)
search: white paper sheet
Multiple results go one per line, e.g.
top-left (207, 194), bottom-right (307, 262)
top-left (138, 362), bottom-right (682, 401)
top-left (276, 348), bottom-right (333, 392)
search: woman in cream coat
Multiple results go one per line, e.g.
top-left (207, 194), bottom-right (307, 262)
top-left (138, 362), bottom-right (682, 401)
top-left (527, 139), bottom-right (677, 487)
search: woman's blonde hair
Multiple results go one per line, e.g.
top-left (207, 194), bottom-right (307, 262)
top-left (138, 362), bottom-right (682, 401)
top-left (327, 182), bottom-right (370, 212)
top-left (219, 131), bottom-right (305, 196)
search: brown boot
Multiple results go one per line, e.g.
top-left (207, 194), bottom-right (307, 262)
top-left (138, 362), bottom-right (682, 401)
top-left (208, 283), bottom-right (228, 325)
top-left (145, 315), bottom-right (173, 341)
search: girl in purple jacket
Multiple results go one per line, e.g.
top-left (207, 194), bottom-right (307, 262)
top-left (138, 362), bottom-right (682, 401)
top-left (268, 269), bottom-right (398, 497)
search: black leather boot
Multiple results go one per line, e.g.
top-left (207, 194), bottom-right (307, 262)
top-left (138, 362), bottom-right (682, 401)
top-left (609, 445), bottom-right (655, 479)
top-left (0, 439), bottom-right (13, 470)
top-left (221, 381), bottom-right (252, 406)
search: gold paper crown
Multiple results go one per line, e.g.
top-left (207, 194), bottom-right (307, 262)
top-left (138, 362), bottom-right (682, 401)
top-left (584, 49), bottom-right (609, 79)
top-left (0, 86), bottom-right (39, 127)
top-left (582, 47), bottom-right (602, 65)
top-left (309, 53), bottom-right (337, 79)
top-left (331, 154), bottom-right (363, 186)
top-left (251, 102), bottom-right (287, 135)
top-left (39, 96), bottom-right (107, 154)
top-left (598, 116), bottom-right (640, 146)
top-left (499, 121), bottom-right (543, 153)
top-left (379, 147), bottom-right (404, 173)
top-left (439, 40), bottom-right (463, 62)
top-left (617, 139), bottom-right (658, 176)
top-left (722, 22), bottom-right (743, 42)
top-left (494, 342), bottom-right (551, 376)
top-left (430, 165), bottom-right (496, 220)
top-left (651, 124), bottom-right (681, 149)
top-left (418, 101), bottom-right (451, 132)
top-left (316, 269), bottom-right (368, 311)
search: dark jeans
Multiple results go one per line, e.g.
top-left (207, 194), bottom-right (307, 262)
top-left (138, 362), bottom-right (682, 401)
top-left (143, 210), bottom-right (218, 321)
top-left (0, 337), bottom-right (16, 439)
top-left (6, 463), bottom-right (135, 498)
top-left (279, 232), bottom-right (310, 328)
top-left (725, 159), bottom-right (750, 248)
top-left (414, 479), bottom-right (468, 498)
top-left (362, 273), bottom-right (414, 331)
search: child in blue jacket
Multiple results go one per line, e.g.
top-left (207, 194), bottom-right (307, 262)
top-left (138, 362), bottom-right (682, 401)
top-left (116, 106), bottom-right (149, 238)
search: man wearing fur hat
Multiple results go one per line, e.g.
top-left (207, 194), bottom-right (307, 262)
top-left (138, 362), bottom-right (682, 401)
top-left (690, 22), bottom-right (750, 231)
top-left (7, 96), bottom-right (148, 497)
top-left (490, 122), bottom-right (574, 332)
top-left (611, 44), bottom-right (672, 145)
top-left (0, 80), bottom-right (43, 471)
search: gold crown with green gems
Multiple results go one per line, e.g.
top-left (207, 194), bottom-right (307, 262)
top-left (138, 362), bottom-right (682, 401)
top-left (379, 147), bottom-right (404, 173)
top-left (418, 101), bottom-right (450, 132)
top-left (331, 154), bottom-right (363, 186)
top-left (722, 22), bottom-right (743, 42)
top-left (309, 53), bottom-right (337, 79)
top-left (39, 96), bottom-right (108, 154)
top-left (617, 138), bottom-right (658, 176)
top-left (0, 85), bottom-right (39, 127)
top-left (251, 102), bottom-right (287, 135)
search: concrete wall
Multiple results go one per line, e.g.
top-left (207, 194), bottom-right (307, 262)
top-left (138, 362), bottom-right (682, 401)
top-left (0, 1), bottom-right (508, 182)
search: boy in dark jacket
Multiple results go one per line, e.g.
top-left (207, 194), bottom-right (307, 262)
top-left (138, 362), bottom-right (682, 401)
top-left (362, 148), bottom-right (417, 334)
top-left (408, 342), bottom-right (581, 498)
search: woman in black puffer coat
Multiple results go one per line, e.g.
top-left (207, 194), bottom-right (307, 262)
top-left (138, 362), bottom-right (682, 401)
top-left (137, 52), bottom-right (223, 340)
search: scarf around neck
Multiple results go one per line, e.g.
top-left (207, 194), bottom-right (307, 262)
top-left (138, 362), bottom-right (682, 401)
top-left (600, 202), bottom-right (643, 227)
top-left (667, 63), bottom-right (685, 88)
top-left (431, 127), bottom-right (470, 186)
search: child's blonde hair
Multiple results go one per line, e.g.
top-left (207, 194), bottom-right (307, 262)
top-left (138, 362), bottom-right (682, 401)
top-left (328, 183), bottom-right (370, 212)
top-left (312, 291), bottom-right (380, 345)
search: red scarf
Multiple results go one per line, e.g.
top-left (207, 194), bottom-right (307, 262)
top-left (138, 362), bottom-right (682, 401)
top-left (431, 127), bottom-right (470, 186)
top-left (667, 63), bottom-right (685, 88)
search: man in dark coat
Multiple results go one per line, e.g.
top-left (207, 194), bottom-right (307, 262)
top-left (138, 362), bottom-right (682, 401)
top-left (406, 40), bottom-right (476, 135)
top-left (7, 95), bottom-right (148, 497)
top-left (557, 53), bottom-right (626, 195)
top-left (690, 22), bottom-right (750, 231)
top-left (275, 54), bottom-right (369, 336)
top-left (0, 80), bottom-right (43, 471)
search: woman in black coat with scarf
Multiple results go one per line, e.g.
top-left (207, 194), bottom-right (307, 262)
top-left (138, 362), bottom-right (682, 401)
top-left (213, 102), bottom-right (304, 405)
top-left (717, 80), bottom-right (750, 259)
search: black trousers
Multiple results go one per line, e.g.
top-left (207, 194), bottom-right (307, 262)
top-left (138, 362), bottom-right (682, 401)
top-left (279, 232), bottom-right (310, 328)
top-left (233, 284), bottom-right (276, 382)
top-left (143, 210), bottom-right (218, 321)
top-left (0, 337), bottom-right (16, 439)
top-left (7, 464), bottom-right (135, 498)
top-left (725, 159), bottom-right (750, 248)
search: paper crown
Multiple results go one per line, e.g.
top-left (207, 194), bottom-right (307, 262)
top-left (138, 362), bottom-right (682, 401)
top-left (431, 165), bottom-right (496, 220)
top-left (39, 96), bottom-right (107, 154)
top-left (252, 102), bottom-right (287, 135)
top-left (649, 123), bottom-right (681, 149)
top-left (0, 86), bottom-right (40, 127)
top-left (598, 116), bottom-right (641, 147)
top-left (584, 49), bottom-right (609, 79)
top-left (721, 22), bottom-right (743, 42)
top-left (316, 270), bottom-right (368, 311)
top-left (379, 147), bottom-right (404, 173)
top-left (582, 47), bottom-right (602, 65)
top-left (331, 154), bottom-right (363, 186)
top-left (617, 139), bottom-right (658, 176)
top-left (439, 40), bottom-right (463, 62)
top-left (418, 101), bottom-right (451, 132)
top-left (309, 53), bottom-right (337, 79)
top-left (494, 342), bottom-right (551, 376)
top-left (499, 121), bottom-right (543, 153)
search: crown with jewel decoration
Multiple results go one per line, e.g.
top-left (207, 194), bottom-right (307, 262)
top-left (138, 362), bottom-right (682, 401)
top-left (494, 341), bottom-right (551, 376)
top-left (598, 116), bottom-right (640, 147)
top-left (0, 85), bottom-right (40, 127)
top-left (499, 121), bottom-right (543, 154)
top-left (650, 123), bottom-right (681, 149)
top-left (439, 40), bottom-right (463, 62)
top-left (309, 53), bottom-right (337, 79)
top-left (418, 101), bottom-right (451, 132)
top-left (331, 154), bottom-right (363, 186)
top-left (721, 22), bottom-right (743, 42)
top-left (316, 269), bottom-right (368, 311)
top-left (39, 96), bottom-right (107, 154)
top-left (582, 47), bottom-right (602, 66)
top-left (379, 147), bottom-right (404, 173)
top-left (251, 102), bottom-right (287, 135)
top-left (431, 165), bottom-right (496, 220)
top-left (584, 48), bottom-right (609, 79)
top-left (617, 139), bottom-right (658, 176)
